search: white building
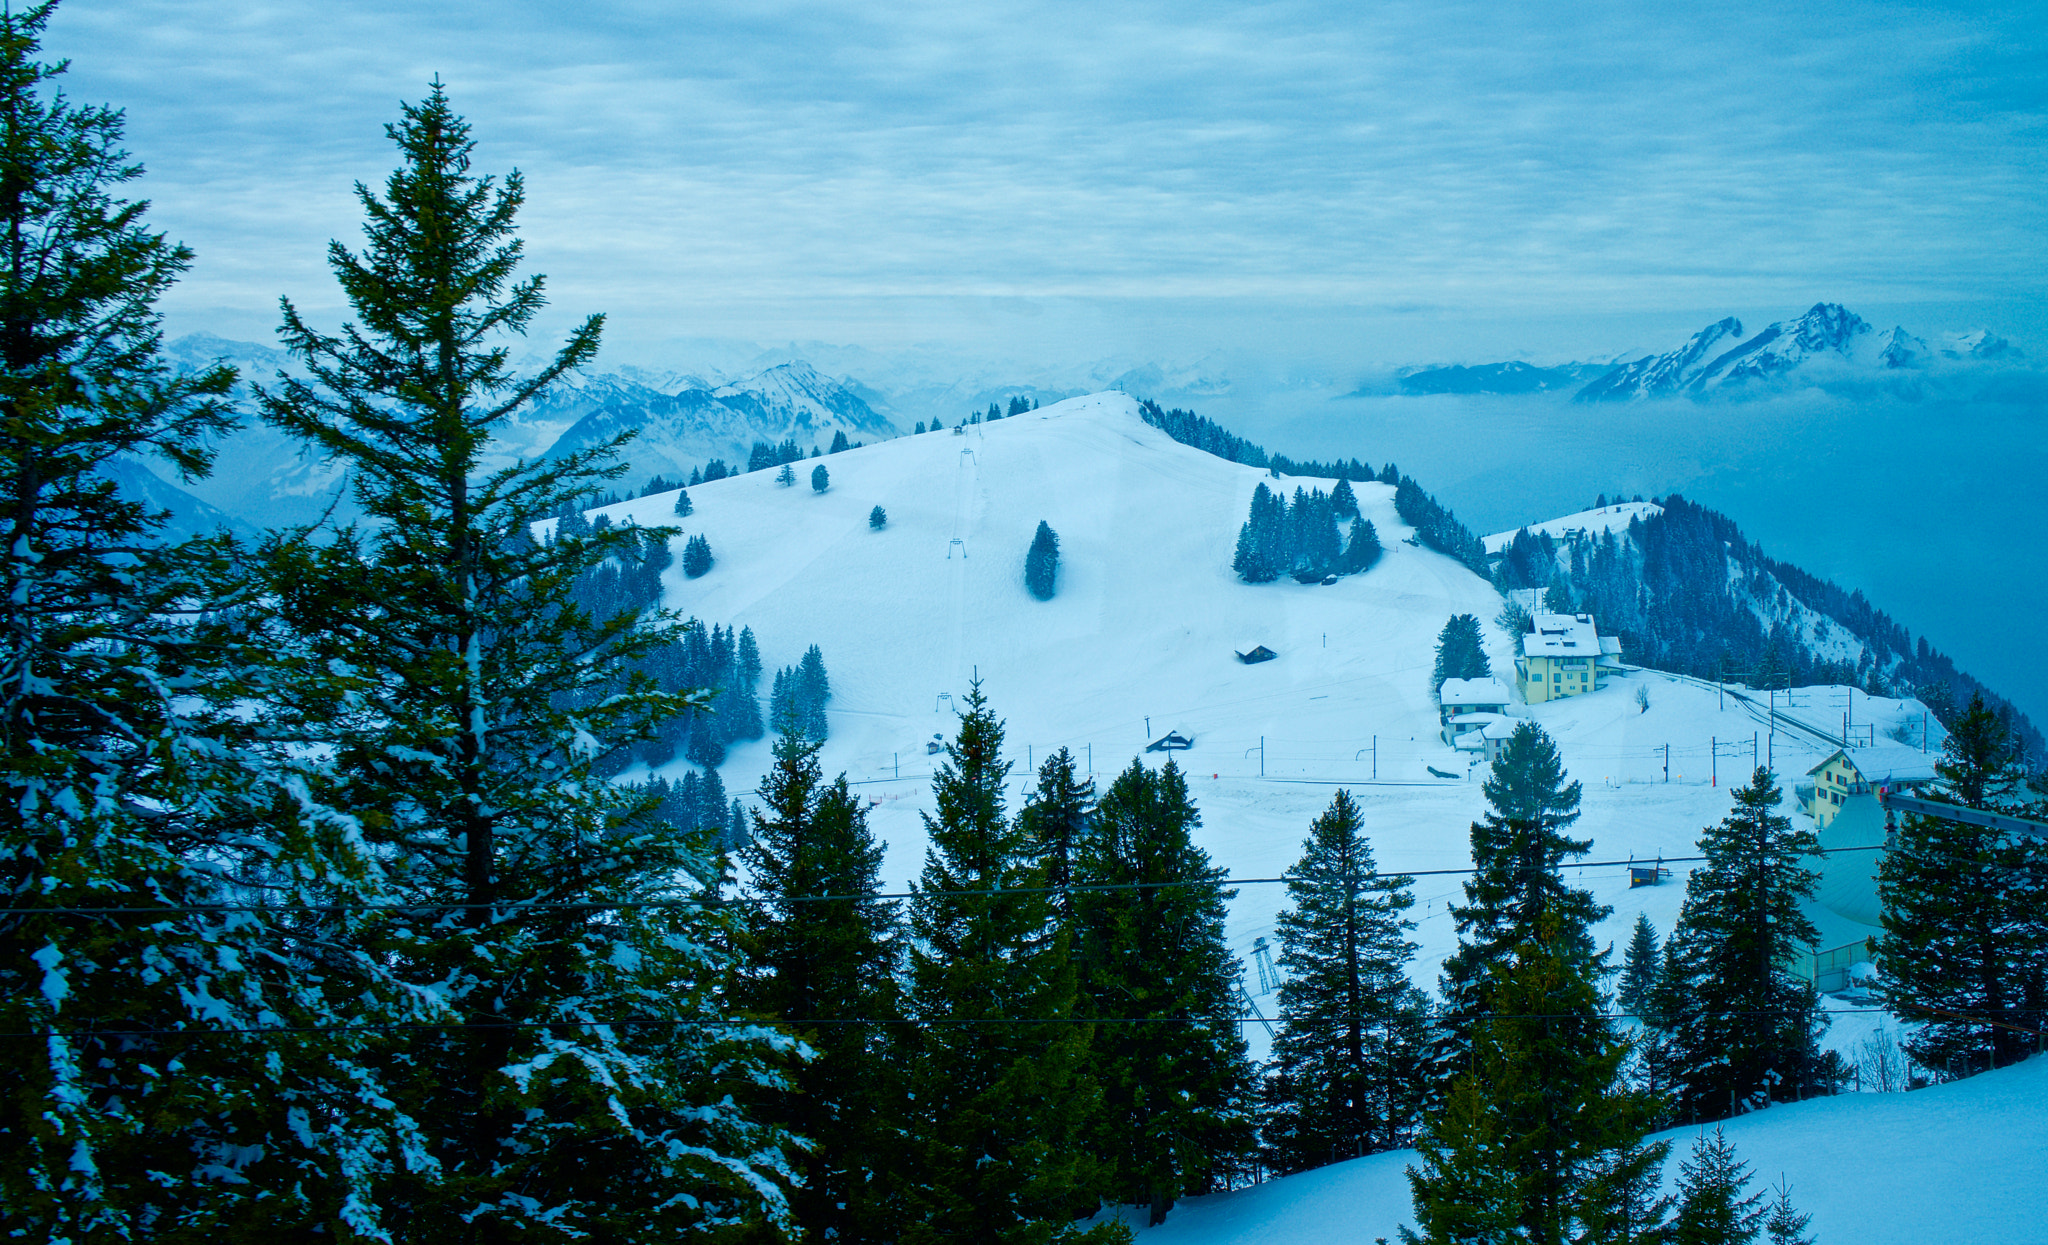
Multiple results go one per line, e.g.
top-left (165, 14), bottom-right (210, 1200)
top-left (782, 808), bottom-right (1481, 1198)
top-left (1439, 677), bottom-right (1514, 747)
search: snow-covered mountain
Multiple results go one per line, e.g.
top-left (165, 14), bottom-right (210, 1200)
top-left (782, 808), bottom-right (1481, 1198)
top-left (1569, 316), bottom-right (1747, 401)
top-left (1571, 303), bottom-right (2022, 401)
top-left (538, 359), bottom-right (897, 492)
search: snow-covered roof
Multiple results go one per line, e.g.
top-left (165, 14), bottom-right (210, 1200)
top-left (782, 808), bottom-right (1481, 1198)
top-left (1805, 744), bottom-right (1939, 785)
top-left (1522, 613), bottom-right (1604, 658)
top-left (1440, 677), bottom-right (1513, 707)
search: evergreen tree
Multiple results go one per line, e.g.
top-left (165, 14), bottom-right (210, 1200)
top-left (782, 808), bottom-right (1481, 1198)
top-left (1405, 923), bottom-right (1666, 1245)
top-left (900, 681), bottom-right (1111, 1242)
top-left (777, 462), bottom-right (796, 487)
top-left (1436, 723), bottom-right (1606, 1079)
top-left (673, 486), bottom-right (693, 516)
top-left (683, 532), bottom-right (714, 577)
top-left (829, 428), bottom-right (850, 453)
top-left (1075, 759), bottom-right (1255, 1224)
top-left (870, 504), bottom-right (888, 529)
top-left (1670, 1129), bottom-right (1766, 1245)
top-left (0, 10), bottom-right (417, 1236)
top-left (254, 83), bottom-right (786, 1237)
top-left (1261, 791), bottom-right (1429, 1175)
top-left (1232, 482), bottom-right (1285, 583)
top-left (1654, 769), bottom-right (1838, 1119)
top-left (1343, 517), bottom-right (1382, 573)
top-left (1762, 1180), bottom-right (1815, 1245)
top-left (1618, 913), bottom-right (1662, 1021)
top-left (751, 440), bottom-right (777, 472)
top-left (1330, 475), bottom-right (1359, 518)
top-left (915, 421), bottom-right (926, 434)
top-left (1430, 613), bottom-right (1491, 693)
top-left (812, 463), bottom-right (830, 492)
top-left (741, 720), bottom-right (904, 1243)
top-left (733, 625), bottom-right (765, 740)
top-left (1880, 692), bottom-right (2045, 1076)
top-left (797, 643), bottom-right (831, 741)
top-left (1025, 519), bottom-right (1060, 600)
top-left (1019, 746), bottom-right (1094, 920)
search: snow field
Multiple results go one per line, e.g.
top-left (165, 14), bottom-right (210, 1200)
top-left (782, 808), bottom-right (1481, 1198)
top-left (592, 391), bottom-right (1943, 1060)
top-left (1097, 1053), bottom-right (2048, 1244)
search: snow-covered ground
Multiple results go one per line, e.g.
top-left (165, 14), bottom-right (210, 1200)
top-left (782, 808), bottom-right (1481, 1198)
top-left (1483, 499), bottom-right (1664, 553)
top-left (1093, 1052), bottom-right (2048, 1243)
top-left (589, 392), bottom-right (1946, 1065)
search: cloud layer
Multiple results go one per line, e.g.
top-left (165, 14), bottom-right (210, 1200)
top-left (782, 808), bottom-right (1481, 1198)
top-left (49, 0), bottom-right (2048, 360)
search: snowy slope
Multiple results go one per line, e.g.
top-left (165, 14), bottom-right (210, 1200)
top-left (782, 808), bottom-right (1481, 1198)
top-left (1483, 501), bottom-right (1663, 553)
top-left (586, 394), bottom-right (1938, 1060)
top-left (1097, 1054), bottom-right (2048, 1243)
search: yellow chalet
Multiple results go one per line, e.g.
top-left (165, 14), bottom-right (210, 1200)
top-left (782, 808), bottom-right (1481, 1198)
top-left (1799, 745), bottom-right (1937, 829)
top-left (1515, 612), bottom-right (1624, 704)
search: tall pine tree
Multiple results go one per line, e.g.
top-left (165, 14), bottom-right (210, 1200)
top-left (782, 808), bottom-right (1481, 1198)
top-left (255, 83), bottom-right (787, 1238)
top-left (1020, 745), bottom-right (1094, 922)
top-left (1430, 613), bottom-right (1491, 693)
top-left (0, 9), bottom-right (419, 1236)
top-left (741, 719), bottom-right (904, 1243)
top-left (1074, 759), bottom-right (1254, 1224)
top-left (1261, 790), bottom-right (1429, 1174)
top-left (1405, 922), bottom-right (1667, 1245)
top-left (1435, 722), bottom-right (1607, 1079)
top-left (1653, 768), bottom-right (1839, 1120)
top-left (900, 681), bottom-right (1113, 1243)
top-left (1880, 692), bottom-right (2046, 1076)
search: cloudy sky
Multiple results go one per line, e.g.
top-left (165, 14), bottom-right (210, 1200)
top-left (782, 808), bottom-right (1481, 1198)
top-left (52, 0), bottom-right (2047, 367)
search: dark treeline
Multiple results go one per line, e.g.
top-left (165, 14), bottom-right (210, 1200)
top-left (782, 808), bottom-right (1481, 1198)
top-left (1133, 398), bottom-right (1488, 579)
top-left (1492, 494), bottom-right (2042, 756)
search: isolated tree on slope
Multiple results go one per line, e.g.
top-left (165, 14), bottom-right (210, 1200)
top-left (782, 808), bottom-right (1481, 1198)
top-left (1262, 791), bottom-right (1429, 1174)
top-left (0, 9), bottom-right (419, 1236)
top-left (1653, 768), bottom-right (1838, 1119)
top-left (1880, 692), bottom-right (2046, 1075)
top-left (1075, 759), bottom-right (1254, 1224)
top-left (742, 718), bottom-right (904, 1243)
top-left (900, 681), bottom-right (1112, 1242)
top-left (812, 463), bottom-right (829, 492)
top-left (1025, 518), bottom-right (1061, 599)
top-left (256, 83), bottom-right (787, 1238)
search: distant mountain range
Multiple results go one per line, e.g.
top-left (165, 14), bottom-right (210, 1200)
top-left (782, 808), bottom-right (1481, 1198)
top-left (1397, 303), bottom-right (2022, 402)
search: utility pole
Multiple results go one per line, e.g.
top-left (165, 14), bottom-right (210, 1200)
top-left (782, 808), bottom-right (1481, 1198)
top-left (1712, 737), bottom-right (1717, 787)
top-left (1664, 744), bottom-right (1670, 783)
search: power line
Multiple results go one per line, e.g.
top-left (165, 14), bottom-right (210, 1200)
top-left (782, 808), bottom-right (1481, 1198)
top-left (13, 1004), bottom-right (2022, 1045)
top-left (3, 848), bottom-right (1903, 919)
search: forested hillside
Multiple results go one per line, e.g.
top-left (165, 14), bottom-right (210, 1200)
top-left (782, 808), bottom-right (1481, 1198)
top-left (1491, 497), bottom-right (2042, 757)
